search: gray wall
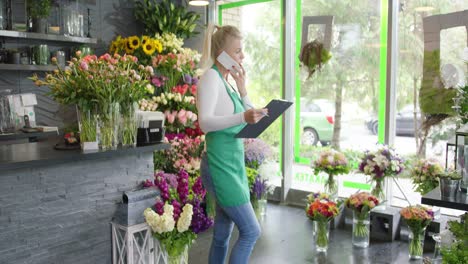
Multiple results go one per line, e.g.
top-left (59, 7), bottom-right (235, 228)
top-left (0, 0), bottom-right (206, 128)
top-left (0, 152), bottom-right (154, 264)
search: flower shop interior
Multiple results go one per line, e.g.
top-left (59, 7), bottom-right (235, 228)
top-left (0, 0), bottom-right (467, 263)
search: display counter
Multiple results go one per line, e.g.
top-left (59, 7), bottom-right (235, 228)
top-left (0, 138), bottom-right (169, 263)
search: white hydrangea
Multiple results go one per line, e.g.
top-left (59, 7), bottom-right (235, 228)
top-left (176, 204), bottom-right (193, 233)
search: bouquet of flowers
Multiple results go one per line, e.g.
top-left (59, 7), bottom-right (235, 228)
top-left (144, 170), bottom-right (213, 260)
top-left (345, 192), bottom-right (379, 243)
top-left (312, 149), bottom-right (350, 197)
top-left (151, 51), bottom-right (199, 93)
top-left (438, 168), bottom-right (462, 180)
top-left (359, 145), bottom-right (404, 200)
top-left (31, 53), bottom-right (153, 148)
top-left (244, 138), bottom-right (273, 170)
top-left (154, 134), bottom-right (204, 177)
top-left (306, 199), bottom-right (339, 251)
top-left (306, 191), bottom-right (330, 203)
top-left (400, 205), bottom-right (434, 259)
top-left (411, 158), bottom-right (444, 195)
top-left (109, 35), bottom-right (163, 65)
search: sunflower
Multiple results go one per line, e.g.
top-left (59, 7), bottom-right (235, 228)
top-left (125, 39), bottom-right (134, 54)
top-left (128, 36), bottom-right (140, 49)
top-left (143, 40), bottom-right (157, 55)
top-left (153, 39), bottom-right (163, 53)
top-left (141, 36), bottom-right (150, 45)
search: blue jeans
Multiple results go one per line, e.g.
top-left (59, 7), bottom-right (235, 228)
top-left (201, 154), bottom-right (261, 264)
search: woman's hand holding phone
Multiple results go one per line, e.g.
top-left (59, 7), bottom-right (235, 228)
top-left (229, 63), bottom-right (247, 97)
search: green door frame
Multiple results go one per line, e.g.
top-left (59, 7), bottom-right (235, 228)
top-left (293, 0), bottom-right (388, 166)
top-left (218, 0), bottom-right (285, 171)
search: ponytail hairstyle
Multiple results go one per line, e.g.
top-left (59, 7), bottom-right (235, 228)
top-left (200, 23), bottom-right (242, 71)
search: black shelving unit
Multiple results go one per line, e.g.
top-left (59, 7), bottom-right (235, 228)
top-left (0, 30), bottom-right (97, 44)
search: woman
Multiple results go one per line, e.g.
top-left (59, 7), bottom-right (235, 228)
top-left (197, 24), bottom-right (268, 264)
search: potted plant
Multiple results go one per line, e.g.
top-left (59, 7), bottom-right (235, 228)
top-left (27, 0), bottom-right (51, 33)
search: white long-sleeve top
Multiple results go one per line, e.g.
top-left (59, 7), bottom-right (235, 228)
top-left (197, 68), bottom-right (254, 133)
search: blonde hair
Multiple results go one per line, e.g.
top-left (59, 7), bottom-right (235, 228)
top-left (200, 23), bottom-right (242, 70)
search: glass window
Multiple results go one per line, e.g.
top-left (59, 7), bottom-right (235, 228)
top-left (219, 0), bottom-right (283, 188)
top-left (294, 0), bottom-right (384, 196)
top-left (393, 0), bottom-right (467, 216)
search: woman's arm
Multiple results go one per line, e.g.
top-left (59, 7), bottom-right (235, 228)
top-left (197, 70), bottom-right (245, 133)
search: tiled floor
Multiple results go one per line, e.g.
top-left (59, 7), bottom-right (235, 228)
top-left (188, 203), bottom-right (435, 264)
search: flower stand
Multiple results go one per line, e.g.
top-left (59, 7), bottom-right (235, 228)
top-left (111, 222), bottom-right (154, 264)
top-left (369, 206), bottom-right (401, 242)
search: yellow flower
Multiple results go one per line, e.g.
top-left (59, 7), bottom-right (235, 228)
top-left (143, 40), bottom-right (157, 55)
top-left (153, 39), bottom-right (163, 53)
top-left (125, 39), bottom-right (134, 54)
top-left (128, 36), bottom-right (140, 49)
top-left (141, 36), bottom-right (150, 45)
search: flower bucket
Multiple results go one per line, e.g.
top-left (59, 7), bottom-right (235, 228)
top-left (439, 178), bottom-right (460, 198)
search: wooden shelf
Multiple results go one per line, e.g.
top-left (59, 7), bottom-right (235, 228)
top-left (0, 30), bottom-right (97, 44)
top-left (0, 64), bottom-right (57, 71)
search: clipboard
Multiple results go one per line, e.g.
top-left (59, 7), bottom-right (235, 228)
top-left (235, 99), bottom-right (293, 138)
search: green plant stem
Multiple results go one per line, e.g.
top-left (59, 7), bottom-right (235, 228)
top-left (353, 212), bottom-right (369, 238)
top-left (121, 114), bottom-right (137, 146)
top-left (79, 111), bottom-right (97, 142)
top-left (325, 174), bottom-right (337, 195)
top-left (316, 221), bottom-right (329, 249)
top-left (409, 228), bottom-right (424, 258)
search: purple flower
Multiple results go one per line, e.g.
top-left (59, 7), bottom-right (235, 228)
top-left (142, 179), bottom-right (154, 188)
top-left (190, 199), bottom-right (213, 234)
top-left (177, 170), bottom-right (189, 204)
top-left (154, 199), bottom-right (165, 215)
top-left (251, 175), bottom-right (268, 200)
top-left (244, 139), bottom-right (273, 169)
top-left (183, 74), bottom-right (192, 84)
top-left (192, 77), bottom-right (199, 85)
top-left (165, 132), bottom-right (186, 141)
top-left (172, 200), bottom-right (181, 221)
top-left (154, 171), bottom-right (170, 201)
top-left (192, 177), bottom-right (206, 200)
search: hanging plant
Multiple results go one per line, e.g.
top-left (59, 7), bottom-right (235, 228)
top-left (134, 0), bottom-right (201, 39)
top-left (299, 39), bottom-right (332, 79)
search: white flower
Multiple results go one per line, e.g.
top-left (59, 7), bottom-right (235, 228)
top-left (373, 154), bottom-right (389, 168)
top-left (177, 204), bottom-right (193, 233)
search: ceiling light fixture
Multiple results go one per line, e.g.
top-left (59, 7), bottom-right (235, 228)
top-left (414, 6), bottom-right (435, 12)
top-left (189, 0), bottom-right (209, 6)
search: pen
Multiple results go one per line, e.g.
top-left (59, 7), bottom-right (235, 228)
top-left (245, 103), bottom-right (269, 117)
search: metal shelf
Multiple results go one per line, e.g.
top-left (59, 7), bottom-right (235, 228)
top-left (0, 130), bottom-right (58, 142)
top-left (0, 64), bottom-right (56, 71)
top-left (0, 30), bottom-right (97, 44)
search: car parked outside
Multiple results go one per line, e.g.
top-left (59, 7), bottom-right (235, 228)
top-left (300, 99), bottom-right (334, 146)
top-left (365, 105), bottom-right (422, 136)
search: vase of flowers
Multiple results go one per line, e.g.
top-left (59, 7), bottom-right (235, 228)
top-left (359, 145), bottom-right (404, 208)
top-left (30, 52), bottom-right (154, 150)
top-left (76, 105), bottom-right (98, 151)
top-left (306, 199), bottom-right (339, 252)
top-left (312, 149), bottom-right (350, 200)
top-left (306, 192), bottom-right (330, 237)
top-left (400, 205), bottom-right (434, 260)
top-left (144, 170), bottom-right (213, 263)
top-left (411, 158), bottom-right (444, 195)
top-left (244, 139), bottom-right (275, 218)
top-left (345, 192), bottom-right (379, 248)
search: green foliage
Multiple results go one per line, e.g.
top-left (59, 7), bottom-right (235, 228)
top-left (246, 167), bottom-right (258, 189)
top-left (27, 0), bottom-right (51, 18)
top-left (441, 213), bottom-right (468, 264)
top-left (457, 85), bottom-right (468, 124)
top-left (154, 229), bottom-right (196, 258)
top-left (134, 0), bottom-right (200, 39)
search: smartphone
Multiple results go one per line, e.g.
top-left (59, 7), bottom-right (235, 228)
top-left (216, 51), bottom-right (241, 74)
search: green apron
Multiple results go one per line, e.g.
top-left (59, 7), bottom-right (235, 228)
top-left (205, 65), bottom-right (249, 207)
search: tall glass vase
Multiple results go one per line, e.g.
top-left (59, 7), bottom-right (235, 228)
top-left (98, 103), bottom-right (120, 150)
top-left (371, 179), bottom-right (386, 211)
top-left (120, 103), bottom-right (138, 147)
top-left (408, 227), bottom-right (426, 260)
top-left (314, 220), bottom-right (330, 252)
top-left (76, 106), bottom-right (98, 151)
top-left (352, 211), bottom-right (370, 248)
top-left (324, 174), bottom-right (338, 200)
